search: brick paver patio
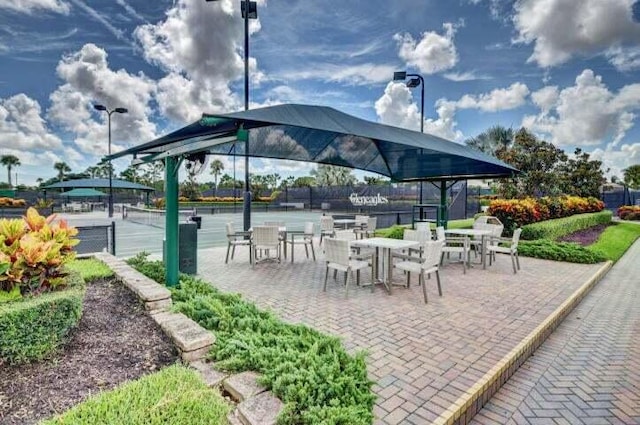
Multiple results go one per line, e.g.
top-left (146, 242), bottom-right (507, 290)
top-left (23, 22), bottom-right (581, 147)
top-left (471, 240), bottom-right (640, 425)
top-left (196, 241), bottom-right (605, 424)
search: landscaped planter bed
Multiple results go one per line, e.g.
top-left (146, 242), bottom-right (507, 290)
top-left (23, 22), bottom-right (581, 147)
top-left (0, 277), bottom-right (178, 425)
top-left (558, 223), bottom-right (610, 246)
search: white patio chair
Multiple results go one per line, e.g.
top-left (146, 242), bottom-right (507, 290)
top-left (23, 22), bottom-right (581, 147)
top-left (225, 222), bottom-right (252, 264)
top-left (284, 222), bottom-right (316, 262)
top-left (355, 215), bottom-right (369, 229)
top-left (319, 216), bottom-right (336, 245)
top-left (251, 226), bottom-right (281, 267)
top-left (323, 238), bottom-right (370, 296)
top-left (354, 217), bottom-right (377, 239)
top-left (488, 228), bottom-right (522, 274)
top-left (394, 240), bottom-right (444, 303)
top-left (436, 226), bottom-right (470, 274)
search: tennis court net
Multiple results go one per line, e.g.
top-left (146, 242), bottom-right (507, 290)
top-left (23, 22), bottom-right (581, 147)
top-left (123, 206), bottom-right (195, 228)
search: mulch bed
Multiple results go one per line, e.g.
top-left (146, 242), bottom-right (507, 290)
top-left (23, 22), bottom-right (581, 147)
top-left (0, 279), bottom-right (178, 425)
top-left (557, 224), bottom-right (609, 246)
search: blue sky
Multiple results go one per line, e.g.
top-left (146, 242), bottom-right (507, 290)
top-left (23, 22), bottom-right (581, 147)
top-left (1, 0), bottom-right (639, 185)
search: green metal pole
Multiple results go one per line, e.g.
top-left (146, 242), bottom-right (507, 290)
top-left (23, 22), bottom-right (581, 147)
top-left (164, 157), bottom-right (179, 286)
top-left (440, 180), bottom-right (448, 229)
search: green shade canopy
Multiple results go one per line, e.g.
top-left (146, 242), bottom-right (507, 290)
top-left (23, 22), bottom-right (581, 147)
top-left (44, 178), bottom-right (154, 191)
top-left (109, 103), bottom-right (518, 182)
top-left (61, 188), bottom-right (106, 197)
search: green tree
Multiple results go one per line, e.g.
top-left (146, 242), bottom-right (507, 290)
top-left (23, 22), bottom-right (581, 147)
top-left (293, 176), bottom-right (316, 187)
top-left (0, 155), bottom-right (20, 187)
top-left (180, 163), bottom-right (201, 200)
top-left (209, 159), bottom-right (224, 195)
top-left (465, 125), bottom-right (514, 156)
top-left (219, 173), bottom-right (242, 189)
top-left (280, 175), bottom-right (296, 189)
top-left (363, 175), bottom-right (391, 186)
top-left (558, 148), bottom-right (606, 197)
top-left (54, 162), bottom-right (72, 182)
top-left (311, 164), bottom-right (356, 186)
top-left (119, 166), bottom-right (140, 183)
top-left (496, 128), bottom-right (567, 198)
top-left (623, 164), bottom-right (640, 189)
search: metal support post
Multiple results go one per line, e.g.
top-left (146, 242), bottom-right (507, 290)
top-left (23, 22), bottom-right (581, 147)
top-left (440, 180), bottom-right (448, 229)
top-left (164, 156), bottom-right (179, 286)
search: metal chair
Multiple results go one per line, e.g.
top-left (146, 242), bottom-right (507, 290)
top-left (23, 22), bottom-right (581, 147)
top-left (319, 216), bottom-right (336, 245)
top-left (394, 240), bottom-right (444, 303)
top-left (488, 228), bottom-right (522, 274)
top-left (323, 238), bottom-right (370, 296)
top-left (284, 222), bottom-right (316, 262)
top-left (436, 226), bottom-right (470, 274)
top-left (251, 226), bottom-right (281, 267)
top-left (354, 217), bottom-right (377, 239)
top-left (225, 222), bottom-right (251, 264)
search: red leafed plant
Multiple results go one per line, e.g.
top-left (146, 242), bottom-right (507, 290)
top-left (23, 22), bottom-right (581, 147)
top-left (0, 208), bottom-right (79, 297)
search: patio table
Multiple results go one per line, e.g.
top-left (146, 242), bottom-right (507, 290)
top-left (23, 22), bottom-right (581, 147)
top-left (333, 219), bottom-right (356, 229)
top-left (444, 228), bottom-right (492, 269)
top-left (350, 237), bottom-right (419, 294)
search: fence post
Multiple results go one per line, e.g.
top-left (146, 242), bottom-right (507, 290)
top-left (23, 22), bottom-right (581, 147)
top-left (110, 221), bottom-right (116, 255)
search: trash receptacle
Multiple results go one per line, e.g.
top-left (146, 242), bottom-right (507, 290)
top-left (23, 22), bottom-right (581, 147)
top-left (190, 215), bottom-right (202, 229)
top-left (163, 222), bottom-right (198, 274)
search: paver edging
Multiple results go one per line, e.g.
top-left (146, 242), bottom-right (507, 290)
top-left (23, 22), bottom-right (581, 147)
top-left (432, 260), bottom-right (613, 425)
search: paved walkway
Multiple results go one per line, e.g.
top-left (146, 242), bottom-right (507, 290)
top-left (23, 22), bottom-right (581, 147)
top-left (195, 242), bottom-right (604, 424)
top-left (472, 240), bottom-right (640, 425)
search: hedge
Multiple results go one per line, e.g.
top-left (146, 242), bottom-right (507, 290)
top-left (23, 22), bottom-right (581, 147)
top-left (521, 210), bottom-right (612, 240)
top-left (618, 205), bottom-right (640, 221)
top-left (0, 272), bottom-right (84, 364)
top-left (518, 240), bottom-right (606, 264)
top-left (42, 364), bottom-right (230, 425)
top-left (126, 254), bottom-right (375, 425)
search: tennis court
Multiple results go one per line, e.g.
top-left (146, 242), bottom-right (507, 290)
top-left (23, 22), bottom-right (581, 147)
top-left (60, 210), bottom-right (323, 257)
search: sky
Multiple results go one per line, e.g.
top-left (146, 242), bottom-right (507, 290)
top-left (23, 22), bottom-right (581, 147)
top-left (1, 0), bottom-right (640, 185)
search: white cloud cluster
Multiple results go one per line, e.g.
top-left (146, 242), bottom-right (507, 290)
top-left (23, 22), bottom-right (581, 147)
top-left (523, 69), bottom-right (640, 147)
top-left (0, 0), bottom-right (69, 14)
top-left (513, 0), bottom-right (640, 70)
top-left (591, 143), bottom-right (640, 179)
top-left (394, 23), bottom-right (459, 75)
top-left (134, 0), bottom-right (261, 121)
top-left (375, 81), bottom-right (529, 141)
top-left (47, 43), bottom-right (157, 156)
top-left (278, 63), bottom-right (397, 86)
top-left (0, 94), bottom-right (63, 151)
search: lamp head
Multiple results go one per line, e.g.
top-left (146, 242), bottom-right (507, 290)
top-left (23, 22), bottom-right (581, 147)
top-left (406, 77), bottom-right (421, 88)
top-left (114, 107), bottom-right (128, 114)
top-left (241, 1), bottom-right (257, 18)
top-left (93, 104), bottom-right (107, 111)
top-left (393, 71), bottom-right (407, 81)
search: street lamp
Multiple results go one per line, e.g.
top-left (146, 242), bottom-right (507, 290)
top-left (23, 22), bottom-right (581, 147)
top-left (206, 0), bottom-right (257, 231)
top-left (93, 104), bottom-right (128, 218)
top-left (393, 70), bottom-right (425, 203)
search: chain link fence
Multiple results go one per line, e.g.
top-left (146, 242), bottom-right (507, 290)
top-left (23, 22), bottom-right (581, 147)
top-left (75, 222), bottom-right (116, 255)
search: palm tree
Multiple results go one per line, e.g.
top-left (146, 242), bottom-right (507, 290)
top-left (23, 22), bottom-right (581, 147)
top-left (209, 159), bottom-right (224, 195)
top-left (0, 155), bottom-right (20, 187)
top-left (465, 125), bottom-right (514, 156)
top-left (54, 162), bottom-right (72, 182)
top-left (311, 164), bottom-right (357, 186)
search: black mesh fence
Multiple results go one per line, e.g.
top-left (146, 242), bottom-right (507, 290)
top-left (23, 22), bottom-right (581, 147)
top-left (601, 186), bottom-right (640, 212)
top-left (75, 223), bottom-right (115, 255)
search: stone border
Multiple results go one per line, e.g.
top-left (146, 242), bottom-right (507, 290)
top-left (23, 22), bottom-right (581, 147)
top-left (93, 252), bottom-right (214, 363)
top-left (433, 260), bottom-right (613, 425)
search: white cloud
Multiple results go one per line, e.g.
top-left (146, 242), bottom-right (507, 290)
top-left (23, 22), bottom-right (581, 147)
top-left (47, 43), bottom-right (157, 156)
top-left (443, 71), bottom-right (490, 82)
top-left (374, 82), bottom-right (462, 141)
top-left (523, 69), bottom-right (640, 147)
top-left (454, 82), bottom-right (529, 112)
top-left (513, 0), bottom-right (640, 70)
top-left (591, 143), bottom-right (640, 178)
top-left (0, 0), bottom-right (69, 14)
top-left (394, 22), bottom-right (459, 74)
top-left (0, 94), bottom-right (63, 151)
top-left (278, 63), bottom-right (397, 86)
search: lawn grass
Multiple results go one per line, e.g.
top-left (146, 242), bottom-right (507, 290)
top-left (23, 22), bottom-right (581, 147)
top-left (587, 222), bottom-right (640, 262)
top-left (376, 218), bottom-right (474, 238)
top-left (66, 258), bottom-right (114, 282)
top-left (42, 364), bottom-right (230, 425)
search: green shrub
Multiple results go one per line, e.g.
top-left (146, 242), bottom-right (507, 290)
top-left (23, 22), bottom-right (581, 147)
top-left (0, 272), bottom-right (84, 364)
top-left (375, 224), bottom-right (406, 239)
top-left (521, 211), bottom-right (612, 240)
top-left (127, 255), bottom-right (375, 425)
top-left (518, 240), bottom-right (606, 263)
top-left (42, 364), bottom-right (230, 425)
top-left (66, 258), bottom-right (114, 282)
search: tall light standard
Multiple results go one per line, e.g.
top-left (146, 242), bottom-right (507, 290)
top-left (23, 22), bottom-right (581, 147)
top-left (393, 71), bottom-right (425, 203)
top-left (93, 104), bottom-right (128, 218)
top-left (206, 0), bottom-right (257, 231)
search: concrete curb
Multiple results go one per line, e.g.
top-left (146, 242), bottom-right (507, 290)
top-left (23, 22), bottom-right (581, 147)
top-left (432, 260), bottom-right (613, 425)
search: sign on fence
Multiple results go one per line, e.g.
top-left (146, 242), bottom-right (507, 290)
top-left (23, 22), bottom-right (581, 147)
top-left (349, 193), bottom-right (389, 207)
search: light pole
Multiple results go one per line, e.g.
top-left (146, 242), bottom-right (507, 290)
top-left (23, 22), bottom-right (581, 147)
top-left (93, 104), bottom-right (128, 218)
top-left (393, 71), bottom-right (425, 203)
top-left (206, 0), bottom-right (257, 231)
